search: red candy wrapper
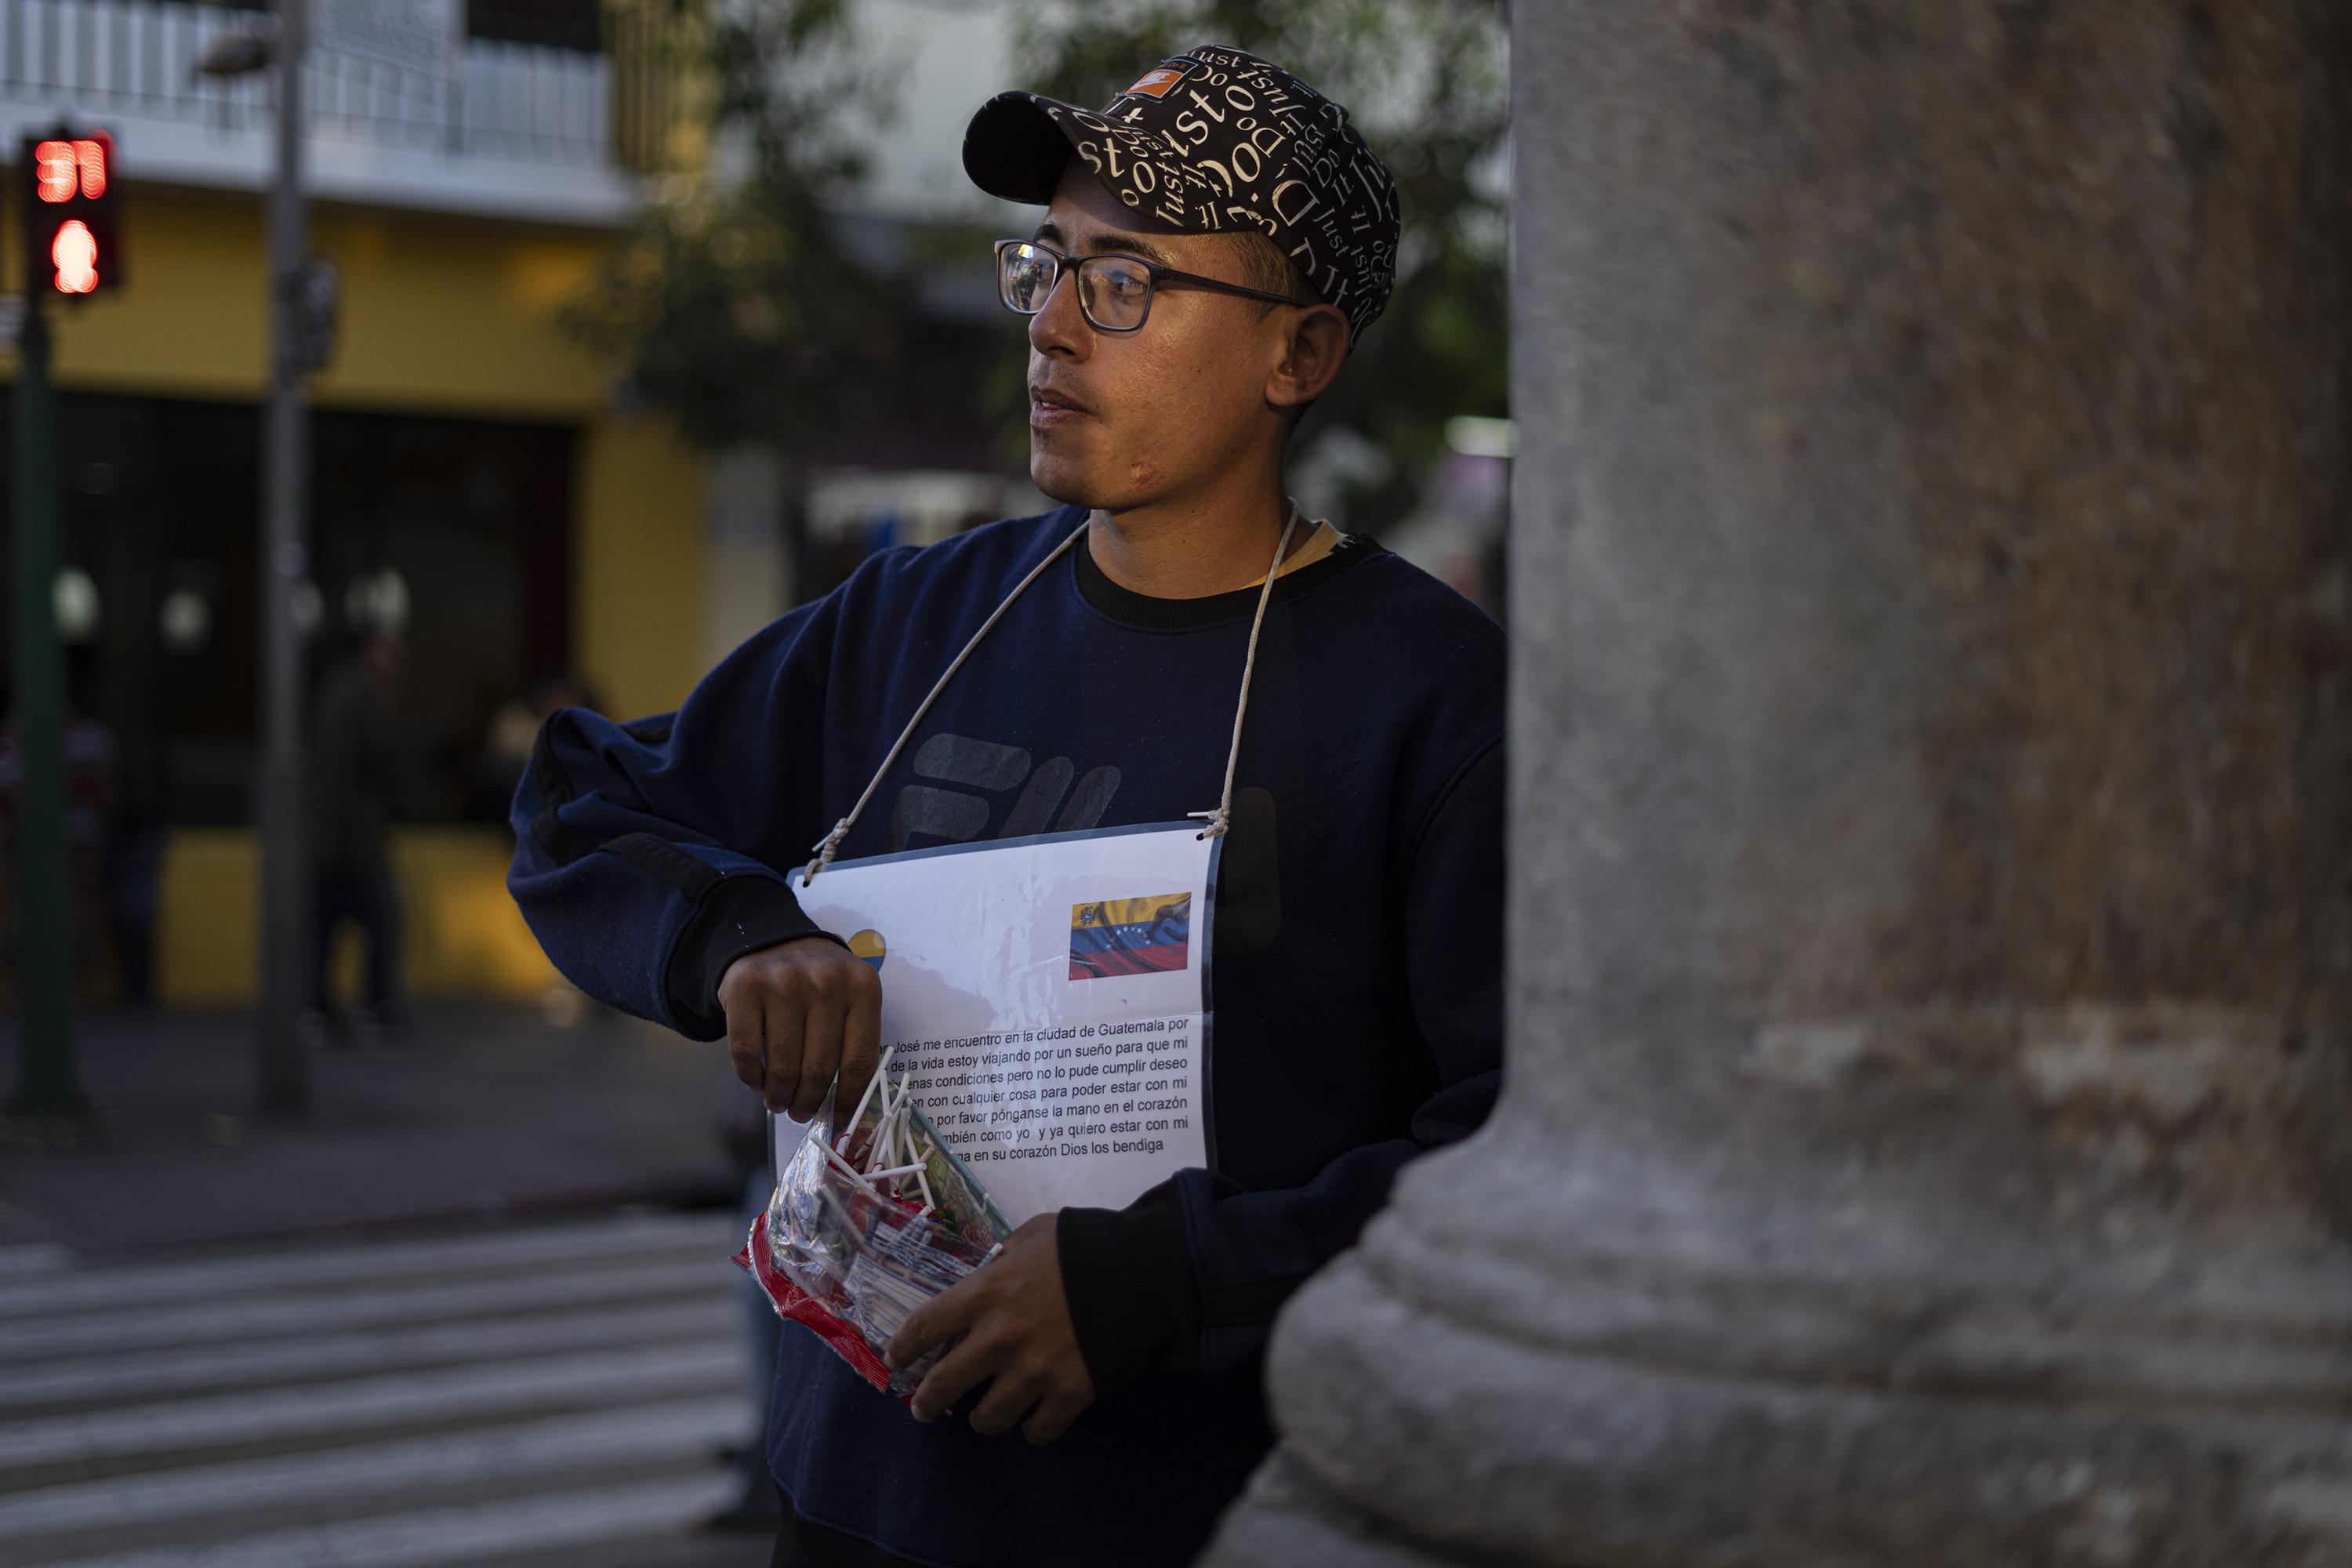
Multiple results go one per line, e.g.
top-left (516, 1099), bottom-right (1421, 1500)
top-left (733, 1058), bottom-right (1014, 1401)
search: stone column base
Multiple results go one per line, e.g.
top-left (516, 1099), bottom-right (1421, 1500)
top-left (1203, 1133), bottom-right (2352, 1568)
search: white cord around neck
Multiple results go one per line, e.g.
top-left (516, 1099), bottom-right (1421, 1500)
top-left (801, 504), bottom-right (1304, 884)
top-left (1188, 504), bottom-right (1298, 842)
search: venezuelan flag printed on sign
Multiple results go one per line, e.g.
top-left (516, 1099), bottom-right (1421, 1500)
top-left (1069, 892), bottom-right (1192, 981)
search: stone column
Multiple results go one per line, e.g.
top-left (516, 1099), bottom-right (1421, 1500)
top-left (1206, 4), bottom-right (2352, 1564)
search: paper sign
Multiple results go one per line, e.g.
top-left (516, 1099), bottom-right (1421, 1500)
top-left (775, 822), bottom-right (1217, 1225)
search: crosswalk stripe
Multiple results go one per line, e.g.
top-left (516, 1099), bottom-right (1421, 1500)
top-left (0, 1212), bottom-right (735, 1319)
top-left (0, 1255), bottom-right (735, 1363)
top-left (0, 1208), bottom-right (768, 1568)
top-left (0, 1243), bottom-right (73, 1278)
top-left (0, 1396), bottom-right (746, 1538)
top-left (0, 1298), bottom-right (733, 1412)
top-left (0, 1342), bottom-right (742, 1470)
top-left (24, 1473), bottom-right (741, 1568)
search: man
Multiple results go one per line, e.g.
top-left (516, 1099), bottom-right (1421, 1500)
top-left (311, 628), bottom-right (411, 1039)
top-left (509, 45), bottom-right (1502, 1567)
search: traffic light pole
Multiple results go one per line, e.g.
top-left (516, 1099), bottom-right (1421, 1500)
top-left (256, 0), bottom-right (312, 1113)
top-left (8, 295), bottom-right (86, 1116)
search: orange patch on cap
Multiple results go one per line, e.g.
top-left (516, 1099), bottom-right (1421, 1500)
top-left (1123, 62), bottom-right (1192, 99)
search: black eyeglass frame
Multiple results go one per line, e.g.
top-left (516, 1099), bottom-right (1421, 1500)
top-left (993, 238), bottom-right (1305, 334)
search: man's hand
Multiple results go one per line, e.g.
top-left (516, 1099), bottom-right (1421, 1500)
top-left (884, 1214), bottom-right (1096, 1444)
top-left (719, 936), bottom-right (881, 1123)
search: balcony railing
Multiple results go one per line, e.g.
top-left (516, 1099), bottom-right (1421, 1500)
top-left (0, 0), bottom-right (641, 221)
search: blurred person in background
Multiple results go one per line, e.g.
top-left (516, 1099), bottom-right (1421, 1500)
top-left (308, 629), bottom-right (414, 1043)
top-left (510, 44), bottom-right (1501, 1568)
top-left (101, 773), bottom-right (165, 1011)
top-left (704, 1075), bottom-right (787, 1535)
top-left (0, 655), bottom-right (123, 1001)
top-left (474, 671), bottom-right (607, 1029)
top-left (472, 671), bottom-right (601, 826)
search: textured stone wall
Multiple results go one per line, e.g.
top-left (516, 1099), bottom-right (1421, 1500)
top-left (1206, 4), bottom-right (2352, 1563)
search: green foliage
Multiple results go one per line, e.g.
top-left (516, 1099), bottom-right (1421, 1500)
top-left (562, 0), bottom-right (909, 452)
top-left (1014, 0), bottom-right (1509, 532)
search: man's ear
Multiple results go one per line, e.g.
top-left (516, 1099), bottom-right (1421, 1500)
top-left (1267, 303), bottom-right (1352, 412)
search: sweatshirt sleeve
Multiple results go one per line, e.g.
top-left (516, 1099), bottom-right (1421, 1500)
top-left (1054, 738), bottom-right (1505, 1390)
top-left (506, 594), bottom-right (851, 1043)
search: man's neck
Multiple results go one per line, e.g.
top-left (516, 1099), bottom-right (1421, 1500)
top-left (1083, 474), bottom-right (1313, 600)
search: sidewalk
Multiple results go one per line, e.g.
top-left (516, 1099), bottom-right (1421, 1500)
top-left (0, 999), bottom-right (747, 1259)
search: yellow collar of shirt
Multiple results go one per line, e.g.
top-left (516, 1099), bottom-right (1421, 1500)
top-left (1243, 518), bottom-right (1345, 588)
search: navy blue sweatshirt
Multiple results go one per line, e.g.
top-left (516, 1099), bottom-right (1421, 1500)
top-left (507, 505), bottom-right (1504, 1568)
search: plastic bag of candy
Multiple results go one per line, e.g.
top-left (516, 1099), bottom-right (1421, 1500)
top-left (734, 1046), bottom-right (1014, 1400)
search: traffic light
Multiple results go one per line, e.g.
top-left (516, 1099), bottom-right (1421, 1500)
top-left (21, 128), bottom-right (121, 297)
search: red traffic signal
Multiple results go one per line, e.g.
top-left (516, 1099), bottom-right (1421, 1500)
top-left (52, 220), bottom-right (99, 294)
top-left (22, 129), bottom-right (121, 296)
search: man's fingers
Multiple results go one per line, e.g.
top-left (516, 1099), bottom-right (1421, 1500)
top-left (760, 992), bottom-right (805, 1116)
top-left (887, 1274), bottom-right (976, 1370)
top-left (789, 989), bottom-right (846, 1123)
top-left (834, 968), bottom-right (883, 1134)
top-left (967, 1363), bottom-right (1049, 1438)
top-left (908, 1330), bottom-right (1000, 1424)
top-left (724, 990), bottom-right (765, 1096)
top-left (717, 942), bottom-right (882, 1123)
top-left (1022, 1386), bottom-right (1091, 1446)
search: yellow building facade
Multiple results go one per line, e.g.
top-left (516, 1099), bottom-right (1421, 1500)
top-left (3, 31), bottom-right (712, 1008)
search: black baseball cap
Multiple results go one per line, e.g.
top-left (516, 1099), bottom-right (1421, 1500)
top-left (963, 44), bottom-right (1401, 343)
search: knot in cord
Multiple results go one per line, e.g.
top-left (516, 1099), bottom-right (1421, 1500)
top-left (801, 817), bottom-right (855, 888)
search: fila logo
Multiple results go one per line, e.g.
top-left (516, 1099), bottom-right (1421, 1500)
top-left (887, 731), bottom-right (1122, 853)
top-left (1123, 60), bottom-right (1197, 100)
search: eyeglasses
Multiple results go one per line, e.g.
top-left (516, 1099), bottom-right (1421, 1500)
top-left (994, 238), bottom-right (1304, 334)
